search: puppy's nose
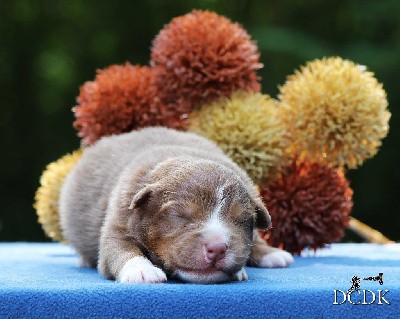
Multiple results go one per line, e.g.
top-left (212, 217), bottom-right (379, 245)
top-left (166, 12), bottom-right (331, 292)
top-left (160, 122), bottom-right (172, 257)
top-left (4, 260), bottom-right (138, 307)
top-left (205, 242), bottom-right (227, 262)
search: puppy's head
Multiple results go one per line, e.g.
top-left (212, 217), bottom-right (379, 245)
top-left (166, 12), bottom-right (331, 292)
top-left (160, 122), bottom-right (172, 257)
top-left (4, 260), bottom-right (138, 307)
top-left (128, 158), bottom-right (271, 283)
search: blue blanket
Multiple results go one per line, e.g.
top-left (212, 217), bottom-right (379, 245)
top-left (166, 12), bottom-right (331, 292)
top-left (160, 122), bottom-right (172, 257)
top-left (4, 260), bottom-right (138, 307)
top-left (0, 243), bottom-right (399, 319)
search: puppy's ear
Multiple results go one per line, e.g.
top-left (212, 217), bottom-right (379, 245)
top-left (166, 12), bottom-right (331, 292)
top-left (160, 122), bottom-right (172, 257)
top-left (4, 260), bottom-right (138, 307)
top-left (126, 185), bottom-right (157, 244)
top-left (254, 199), bottom-right (272, 231)
top-left (128, 185), bottom-right (154, 210)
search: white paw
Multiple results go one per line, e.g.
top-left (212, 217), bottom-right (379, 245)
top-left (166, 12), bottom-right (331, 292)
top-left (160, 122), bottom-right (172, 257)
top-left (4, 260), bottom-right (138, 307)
top-left (117, 256), bottom-right (167, 284)
top-left (234, 268), bottom-right (248, 281)
top-left (257, 250), bottom-right (294, 268)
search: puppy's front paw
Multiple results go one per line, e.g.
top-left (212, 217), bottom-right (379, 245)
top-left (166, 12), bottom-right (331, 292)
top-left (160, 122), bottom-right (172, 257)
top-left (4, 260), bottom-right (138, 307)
top-left (233, 268), bottom-right (248, 281)
top-left (257, 249), bottom-right (294, 268)
top-left (117, 256), bottom-right (167, 284)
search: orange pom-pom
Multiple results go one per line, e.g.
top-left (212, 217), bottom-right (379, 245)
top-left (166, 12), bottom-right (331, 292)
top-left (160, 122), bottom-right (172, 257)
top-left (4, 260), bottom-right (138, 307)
top-left (150, 10), bottom-right (262, 108)
top-left (260, 159), bottom-right (353, 254)
top-left (73, 63), bottom-right (187, 145)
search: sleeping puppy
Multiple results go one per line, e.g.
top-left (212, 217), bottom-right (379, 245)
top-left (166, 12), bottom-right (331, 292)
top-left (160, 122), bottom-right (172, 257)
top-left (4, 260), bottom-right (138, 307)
top-left (60, 127), bottom-right (293, 284)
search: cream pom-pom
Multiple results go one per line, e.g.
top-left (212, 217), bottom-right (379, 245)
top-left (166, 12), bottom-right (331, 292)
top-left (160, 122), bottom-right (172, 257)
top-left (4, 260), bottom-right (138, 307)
top-left (189, 92), bottom-right (291, 183)
top-left (279, 57), bottom-right (391, 168)
top-left (34, 150), bottom-right (83, 242)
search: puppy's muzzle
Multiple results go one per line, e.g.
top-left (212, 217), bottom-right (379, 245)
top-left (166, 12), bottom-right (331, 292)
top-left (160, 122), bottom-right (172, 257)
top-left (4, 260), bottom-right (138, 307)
top-left (204, 242), bottom-right (228, 263)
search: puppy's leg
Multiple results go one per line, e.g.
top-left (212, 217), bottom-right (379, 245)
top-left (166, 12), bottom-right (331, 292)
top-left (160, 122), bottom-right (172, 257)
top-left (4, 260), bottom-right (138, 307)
top-left (248, 232), bottom-right (294, 268)
top-left (79, 256), bottom-right (95, 268)
top-left (117, 256), bottom-right (167, 284)
top-left (99, 227), bottom-right (167, 284)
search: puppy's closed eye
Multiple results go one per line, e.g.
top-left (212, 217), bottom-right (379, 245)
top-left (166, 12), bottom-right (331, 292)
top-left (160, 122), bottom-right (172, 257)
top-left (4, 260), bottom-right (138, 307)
top-left (169, 211), bottom-right (191, 224)
top-left (233, 215), bottom-right (255, 233)
top-left (160, 202), bottom-right (197, 230)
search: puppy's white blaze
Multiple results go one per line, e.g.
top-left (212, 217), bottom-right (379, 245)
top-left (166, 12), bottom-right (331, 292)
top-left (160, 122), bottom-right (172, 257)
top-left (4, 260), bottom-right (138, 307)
top-left (216, 184), bottom-right (225, 203)
top-left (203, 213), bottom-right (230, 243)
top-left (202, 185), bottom-right (230, 244)
top-left (213, 196), bottom-right (226, 217)
top-left (216, 184), bottom-right (228, 213)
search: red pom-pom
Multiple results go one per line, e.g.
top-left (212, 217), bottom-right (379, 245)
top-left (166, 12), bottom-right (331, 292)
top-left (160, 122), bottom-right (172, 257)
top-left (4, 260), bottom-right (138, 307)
top-left (260, 159), bottom-right (353, 254)
top-left (73, 63), bottom-right (187, 145)
top-left (150, 10), bottom-right (262, 108)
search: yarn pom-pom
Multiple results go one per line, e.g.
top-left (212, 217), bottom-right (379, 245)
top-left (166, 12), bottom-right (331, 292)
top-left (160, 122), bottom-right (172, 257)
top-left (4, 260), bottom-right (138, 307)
top-left (34, 149), bottom-right (83, 242)
top-left (260, 158), bottom-right (353, 254)
top-left (151, 10), bottom-right (262, 108)
top-left (279, 57), bottom-right (390, 168)
top-left (73, 63), bottom-right (187, 145)
top-left (189, 92), bottom-right (291, 184)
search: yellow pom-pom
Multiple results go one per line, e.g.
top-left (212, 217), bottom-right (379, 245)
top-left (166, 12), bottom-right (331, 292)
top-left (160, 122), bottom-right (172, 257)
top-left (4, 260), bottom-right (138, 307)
top-left (189, 92), bottom-right (291, 183)
top-left (279, 57), bottom-right (391, 168)
top-left (34, 149), bottom-right (83, 242)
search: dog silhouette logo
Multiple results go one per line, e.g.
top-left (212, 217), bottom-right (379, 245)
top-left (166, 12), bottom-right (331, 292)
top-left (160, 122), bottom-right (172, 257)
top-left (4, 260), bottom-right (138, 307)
top-left (334, 273), bottom-right (389, 305)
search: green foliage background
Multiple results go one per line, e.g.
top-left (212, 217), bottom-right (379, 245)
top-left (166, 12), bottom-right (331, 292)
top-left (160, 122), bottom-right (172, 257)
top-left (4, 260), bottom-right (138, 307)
top-left (0, 0), bottom-right (399, 241)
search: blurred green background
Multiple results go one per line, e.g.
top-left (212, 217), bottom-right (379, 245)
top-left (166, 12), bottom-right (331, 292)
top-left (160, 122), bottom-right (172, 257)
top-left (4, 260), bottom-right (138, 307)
top-left (0, 0), bottom-right (399, 242)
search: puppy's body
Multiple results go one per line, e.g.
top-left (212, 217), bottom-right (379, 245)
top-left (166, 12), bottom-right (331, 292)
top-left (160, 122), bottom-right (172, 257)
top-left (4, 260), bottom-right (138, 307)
top-left (60, 127), bottom-right (293, 283)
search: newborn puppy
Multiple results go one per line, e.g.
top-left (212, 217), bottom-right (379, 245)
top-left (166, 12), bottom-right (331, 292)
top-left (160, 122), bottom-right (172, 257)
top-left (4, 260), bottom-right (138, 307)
top-left (60, 127), bottom-right (293, 284)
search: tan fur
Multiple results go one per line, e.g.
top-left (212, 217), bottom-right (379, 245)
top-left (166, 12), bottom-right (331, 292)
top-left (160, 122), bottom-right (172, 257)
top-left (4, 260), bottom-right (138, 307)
top-left (60, 127), bottom-right (288, 283)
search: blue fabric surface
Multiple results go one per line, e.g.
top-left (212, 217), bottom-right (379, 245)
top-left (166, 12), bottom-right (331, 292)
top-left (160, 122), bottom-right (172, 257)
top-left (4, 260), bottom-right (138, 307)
top-left (0, 243), bottom-right (399, 319)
